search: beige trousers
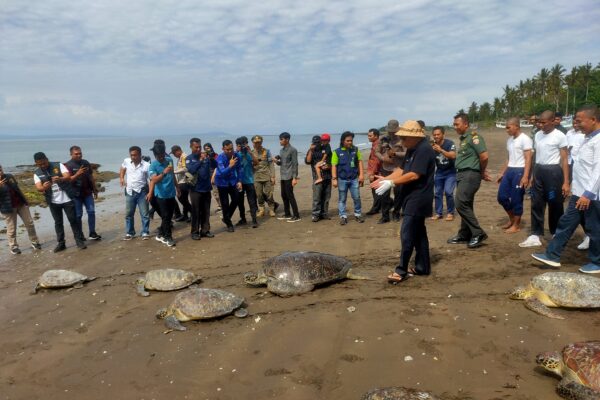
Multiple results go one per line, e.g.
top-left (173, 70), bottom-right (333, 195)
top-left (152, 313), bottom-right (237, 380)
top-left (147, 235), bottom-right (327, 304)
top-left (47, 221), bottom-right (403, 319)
top-left (2, 205), bottom-right (39, 249)
top-left (254, 180), bottom-right (276, 208)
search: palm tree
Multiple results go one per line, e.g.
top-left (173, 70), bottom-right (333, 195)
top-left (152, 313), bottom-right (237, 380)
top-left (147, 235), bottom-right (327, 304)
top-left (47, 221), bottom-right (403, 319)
top-left (578, 62), bottom-right (593, 101)
top-left (493, 97), bottom-right (504, 119)
top-left (564, 67), bottom-right (578, 115)
top-left (549, 63), bottom-right (565, 111)
top-left (536, 68), bottom-right (550, 102)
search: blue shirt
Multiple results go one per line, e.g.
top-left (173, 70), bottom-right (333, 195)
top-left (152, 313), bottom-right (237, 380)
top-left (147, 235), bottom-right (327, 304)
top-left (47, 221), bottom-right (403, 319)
top-left (186, 153), bottom-right (217, 192)
top-left (237, 151), bottom-right (254, 184)
top-left (435, 138), bottom-right (456, 173)
top-left (214, 152), bottom-right (242, 187)
top-left (149, 157), bottom-right (176, 198)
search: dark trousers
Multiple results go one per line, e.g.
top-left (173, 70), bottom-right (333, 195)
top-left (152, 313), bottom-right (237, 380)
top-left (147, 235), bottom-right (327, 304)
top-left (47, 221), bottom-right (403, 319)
top-left (176, 183), bottom-right (192, 218)
top-left (49, 201), bottom-right (84, 244)
top-left (456, 170), bottom-right (484, 238)
top-left (379, 170), bottom-right (394, 219)
top-left (190, 191), bottom-right (211, 235)
top-left (546, 196), bottom-right (600, 265)
top-left (497, 167), bottom-right (525, 216)
top-left (312, 179), bottom-right (332, 217)
top-left (217, 186), bottom-right (239, 226)
top-left (281, 179), bottom-right (300, 218)
top-left (238, 183), bottom-right (259, 221)
top-left (392, 185), bottom-right (403, 217)
top-left (156, 197), bottom-right (176, 239)
top-left (531, 164), bottom-right (564, 236)
top-left (369, 188), bottom-right (382, 213)
top-left (395, 214), bottom-right (430, 276)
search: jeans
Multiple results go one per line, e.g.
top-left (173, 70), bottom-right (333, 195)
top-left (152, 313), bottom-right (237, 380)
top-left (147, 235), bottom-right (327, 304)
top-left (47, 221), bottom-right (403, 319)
top-left (395, 214), bottom-right (430, 276)
top-left (497, 167), bottom-right (525, 216)
top-left (434, 171), bottom-right (456, 216)
top-left (337, 178), bottom-right (361, 218)
top-left (190, 191), bottom-right (211, 235)
top-left (546, 196), bottom-right (600, 265)
top-left (49, 201), bottom-right (84, 244)
top-left (312, 179), bottom-right (332, 217)
top-left (125, 189), bottom-right (150, 236)
top-left (281, 179), bottom-right (299, 218)
top-left (238, 183), bottom-right (258, 221)
top-left (156, 197), bottom-right (176, 239)
top-left (73, 194), bottom-right (96, 235)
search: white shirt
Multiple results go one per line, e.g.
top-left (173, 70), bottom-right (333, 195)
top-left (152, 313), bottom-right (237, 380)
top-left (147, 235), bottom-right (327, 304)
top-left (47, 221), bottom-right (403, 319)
top-left (507, 133), bottom-right (533, 168)
top-left (33, 163), bottom-right (71, 204)
top-left (534, 129), bottom-right (568, 165)
top-left (566, 129), bottom-right (585, 164)
top-left (122, 158), bottom-right (150, 195)
top-left (572, 130), bottom-right (600, 200)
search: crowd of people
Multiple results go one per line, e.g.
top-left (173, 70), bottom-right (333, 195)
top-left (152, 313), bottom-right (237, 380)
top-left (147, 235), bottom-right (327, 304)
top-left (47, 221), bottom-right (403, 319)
top-left (1, 106), bottom-right (598, 276)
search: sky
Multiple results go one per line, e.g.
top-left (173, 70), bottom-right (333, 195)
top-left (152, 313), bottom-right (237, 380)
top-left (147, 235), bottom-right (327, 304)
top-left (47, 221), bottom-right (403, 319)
top-left (1, 0), bottom-right (599, 137)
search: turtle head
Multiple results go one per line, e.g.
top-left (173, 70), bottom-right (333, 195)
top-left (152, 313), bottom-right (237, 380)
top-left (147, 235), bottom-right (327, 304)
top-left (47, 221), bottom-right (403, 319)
top-left (509, 285), bottom-right (531, 300)
top-left (156, 308), bottom-right (168, 320)
top-left (536, 351), bottom-right (563, 377)
top-left (244, 272), bottom-right (267, 287)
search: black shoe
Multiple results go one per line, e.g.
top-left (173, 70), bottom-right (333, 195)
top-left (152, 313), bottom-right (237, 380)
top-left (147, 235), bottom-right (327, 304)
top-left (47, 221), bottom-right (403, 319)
top-left (53, 242), bottom-right (66, 253)
top-left (191, 233), bottom-right (201, 240)
top-left (10, 247), bottom-right (21, 255)
top-left (447, 235), bottom-right (470, 244)
top-left (365, 208), bottom-right (379, 216)
top-left (201, 231), bottom-right (214, 238)
top-left (340, 217), bottom-right (348, 225)
top-left (252, 219), bottom-right (258, 228)
top-left (236, 219), bottom-right (247, 226)
top-left (76, 241), bottom-right (87, 250)
top-left (175, 215), bottom-right (187, 222)
top-left (355, 215), bottom-right (365, 223)
top-left (467, 233), bottom-right (488, 249)
top-left (392, 214), bottom-right (401, 222)
top-left (89, 232), bottom-right (102, 240)
top-left (312, 216), bottom-right (320, 222)
top-left (227, 225), bottom-right (235, 233)
top-left (287, 216), bottom-right (301, 223)
top-left (377, 217), bottom-right (390, 224)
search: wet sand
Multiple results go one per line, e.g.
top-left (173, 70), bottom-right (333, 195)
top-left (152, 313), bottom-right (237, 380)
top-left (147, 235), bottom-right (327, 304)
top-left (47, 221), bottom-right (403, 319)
top-left (0, 128), bottom-right (595, 400)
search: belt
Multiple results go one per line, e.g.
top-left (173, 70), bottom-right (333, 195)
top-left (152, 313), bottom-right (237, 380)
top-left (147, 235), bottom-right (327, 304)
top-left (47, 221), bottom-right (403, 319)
top-left (457, 168), bottom-right (479, 173)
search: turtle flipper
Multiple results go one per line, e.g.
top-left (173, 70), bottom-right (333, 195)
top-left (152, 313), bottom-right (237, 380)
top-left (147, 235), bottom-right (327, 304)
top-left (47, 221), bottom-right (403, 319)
top-left (524, 298), bottom-right (564, 319)
top-left (136, 279), bottom-right (150, 297)
top-left (164, 315), bottom-right (186, 331)
top-left (31, 282), bottom-right (40, 295)
top-left (346, 268), bottom-right (373, 280)
top-left (73, 282), bottom-right (84, 289)
top-left (268, 280), bottom-right (314, 296)
top-left (557, 380), bottom-right (600, 400)
top-left (234, 308), bottom-right (248, 318)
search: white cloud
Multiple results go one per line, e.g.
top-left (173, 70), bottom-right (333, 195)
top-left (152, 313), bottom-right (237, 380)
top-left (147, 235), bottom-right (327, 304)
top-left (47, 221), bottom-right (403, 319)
top-left (0, 0), bottom-right (599, 135)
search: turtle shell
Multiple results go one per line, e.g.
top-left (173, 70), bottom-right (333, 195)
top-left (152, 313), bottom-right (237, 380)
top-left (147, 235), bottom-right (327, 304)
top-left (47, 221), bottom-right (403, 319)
top-left (143, 269), bottom-right (199, 291)
top-left (562, 341), bottom-right (600, 390)
top-left (531, 272), bottom-right (600, 307)
top-left (170, 288), bottom-right (244, 321)
top-left (361, 387), bottom-right (441, 400)
top-left (39, 270), bottom-right (89, 288)
top-left (261, 251), bottom-right (352, 286)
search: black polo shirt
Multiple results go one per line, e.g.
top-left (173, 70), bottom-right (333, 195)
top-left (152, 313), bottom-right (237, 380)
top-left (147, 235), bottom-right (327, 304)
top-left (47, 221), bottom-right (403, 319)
top-left (400, 138), bottom-right (436, 217)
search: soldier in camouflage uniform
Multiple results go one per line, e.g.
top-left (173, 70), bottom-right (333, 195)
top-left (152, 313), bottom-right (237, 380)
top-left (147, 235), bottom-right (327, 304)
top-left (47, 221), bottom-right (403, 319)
top-left (447, 113), bottom-right (491, 248)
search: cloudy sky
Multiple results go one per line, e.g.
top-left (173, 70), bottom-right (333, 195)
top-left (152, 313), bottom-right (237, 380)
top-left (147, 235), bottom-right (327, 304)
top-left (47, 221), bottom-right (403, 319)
top-left (1, 0), bottom-right (599, 136)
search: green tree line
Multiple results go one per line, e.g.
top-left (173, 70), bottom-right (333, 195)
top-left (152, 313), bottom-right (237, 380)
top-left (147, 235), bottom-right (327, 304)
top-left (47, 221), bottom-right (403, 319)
top-left (457, 62), bottom-right (600, 124)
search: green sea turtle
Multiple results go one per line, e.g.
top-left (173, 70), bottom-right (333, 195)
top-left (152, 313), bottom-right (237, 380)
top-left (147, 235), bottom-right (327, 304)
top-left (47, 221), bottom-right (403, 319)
top-left (509, 272), bottom-right (600, 319)
top-left (136, 268), bottom-right (201, 296)
top-left (244, 251), bottom-right (370, 296)
top-left (361, 387), bottom-right (441, 400)
top-left (156, 288), bottom-right (247, 332)
top-left (32, 269), bottom-right (96, 294)
top-left (536, 341), bottom-right (600, 399)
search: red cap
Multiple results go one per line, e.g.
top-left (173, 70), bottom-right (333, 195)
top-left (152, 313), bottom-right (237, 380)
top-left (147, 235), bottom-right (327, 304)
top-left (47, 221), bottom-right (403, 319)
top-left (320, 133), bottom-right (331, 141)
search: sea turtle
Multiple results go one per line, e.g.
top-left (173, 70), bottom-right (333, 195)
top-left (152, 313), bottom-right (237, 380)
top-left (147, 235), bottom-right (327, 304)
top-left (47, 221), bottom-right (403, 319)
top-left (536, 341), bottom-right (600, 400)
top-left (32, 269), bottom-right (96, 294)
top-left (136, 268), bottom-right (201, 297)
top-left (361, 387), bottom-right (441, 400)
top-left (244, 251), bottom-right (370, 296)
top-left (509, 272), bottom-right (600, 319)
top-left (156, 288), bottom-right (247, 332)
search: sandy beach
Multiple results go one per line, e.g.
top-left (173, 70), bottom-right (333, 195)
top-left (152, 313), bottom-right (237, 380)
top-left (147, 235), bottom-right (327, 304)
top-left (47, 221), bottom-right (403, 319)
top-left (0, 128), bottom-right (595, 400)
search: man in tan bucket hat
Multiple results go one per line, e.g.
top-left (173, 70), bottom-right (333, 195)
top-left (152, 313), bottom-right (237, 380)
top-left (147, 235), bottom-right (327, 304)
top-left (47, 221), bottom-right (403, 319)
top-left (371, 120), bottom-right (436, 283)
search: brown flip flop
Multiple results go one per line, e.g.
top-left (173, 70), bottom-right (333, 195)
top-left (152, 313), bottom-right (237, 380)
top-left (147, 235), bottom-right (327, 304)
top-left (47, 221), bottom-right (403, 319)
top-left (387, 272), bottom-right (409, 283)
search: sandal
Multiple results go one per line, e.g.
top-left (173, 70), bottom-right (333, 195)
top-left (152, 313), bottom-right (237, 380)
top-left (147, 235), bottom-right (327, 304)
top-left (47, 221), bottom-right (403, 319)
top-left (408, 268), bottom-right (417, 276)
top-left (387, 272), bottom-right (409, 283)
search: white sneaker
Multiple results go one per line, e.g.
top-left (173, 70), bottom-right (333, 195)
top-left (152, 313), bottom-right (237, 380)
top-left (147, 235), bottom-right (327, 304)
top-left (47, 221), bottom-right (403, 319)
top-left (578, 236), bottom-right (590, 250)
top-left (141, 233), bottom-right (150, 240)
top-left (519, 235), bottom-right (542, 248)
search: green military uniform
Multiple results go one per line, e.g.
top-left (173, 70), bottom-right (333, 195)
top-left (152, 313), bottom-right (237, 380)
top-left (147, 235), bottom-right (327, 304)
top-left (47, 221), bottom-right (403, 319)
top-left (455, 132), bottom-right (487, 239)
